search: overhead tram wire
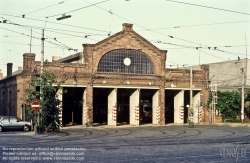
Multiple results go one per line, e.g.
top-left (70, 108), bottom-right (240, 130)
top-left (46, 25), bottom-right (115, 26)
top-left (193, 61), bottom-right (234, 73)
top-left (151, 39), bottom-right (246, 57)
top-left (165, 0), bottom-right (250, 16)
top-left (138, 20), bottom-right (250, 31)
top-left (1, 17), bottom-right (77, 50)
top-left (0, 13), bottom-right (110, 33)
top-left (83, 0), bottom-right (149, 31)
top-left (0, 22), bottom-right (71, 50)
top-left (82, 0), bottom-right (247, 58)
top-left (1, 13), bottom-right (246, 61)
top-left (1, 21), bottom-right (104, 42)
top-left (7, 0), bottom-right (72, 21)
top-left (199, 50), bottom-right (225, 61)
top-left (0, 40), bottom-right (77, 51)
top-left (4, 21), bottom-right (247, 55)
top-left (46, 0), bottom-right (109, 18)
top-left (3, 22), bottom-right (108, 37)
top-left (1, 17), bottom-right (246, 60)
top-left (0, 26), bottom-right (71, 50)
top-left (0, 20), bottom-right (107, 51)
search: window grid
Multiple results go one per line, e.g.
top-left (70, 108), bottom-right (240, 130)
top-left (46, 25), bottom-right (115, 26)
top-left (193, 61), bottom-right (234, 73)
top-left (97, 49), bottom-right (154, 75)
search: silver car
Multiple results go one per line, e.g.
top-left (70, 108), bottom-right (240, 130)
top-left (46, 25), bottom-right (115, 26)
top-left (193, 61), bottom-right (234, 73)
top-left (0, 116), bottom-right (31, 132)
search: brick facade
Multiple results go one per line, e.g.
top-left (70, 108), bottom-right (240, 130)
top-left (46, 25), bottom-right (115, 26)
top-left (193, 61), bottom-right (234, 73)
top-left (0, 23), bottom-right (210, 124)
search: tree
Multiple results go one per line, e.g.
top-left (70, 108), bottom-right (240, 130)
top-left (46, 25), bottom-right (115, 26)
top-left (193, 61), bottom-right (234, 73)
top-left (25, 72), bottom-right (65, 132)
top-left (217, 91), bottom-right (241, 121)
top-left (245, 88), bottom-right (250, 112)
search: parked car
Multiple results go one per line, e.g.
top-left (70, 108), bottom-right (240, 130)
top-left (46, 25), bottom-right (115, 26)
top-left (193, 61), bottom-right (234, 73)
top-left (0, 116), bottom-right (31, 132)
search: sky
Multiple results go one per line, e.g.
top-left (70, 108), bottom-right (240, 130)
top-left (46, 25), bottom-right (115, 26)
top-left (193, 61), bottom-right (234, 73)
top-left (0, 0), bottom-right (249, 76)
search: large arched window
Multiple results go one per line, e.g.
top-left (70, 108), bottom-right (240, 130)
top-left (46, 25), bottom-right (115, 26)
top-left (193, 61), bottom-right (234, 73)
top-left (97, 49), bottom-right (154, 75)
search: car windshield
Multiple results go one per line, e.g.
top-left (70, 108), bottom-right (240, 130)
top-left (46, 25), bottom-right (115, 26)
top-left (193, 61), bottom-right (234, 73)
top-left (144, 107), bottom-right (152, 112)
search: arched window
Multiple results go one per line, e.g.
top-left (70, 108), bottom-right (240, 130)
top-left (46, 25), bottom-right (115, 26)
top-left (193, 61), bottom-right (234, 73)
top-left (97, 49), bottom-right (154, 75)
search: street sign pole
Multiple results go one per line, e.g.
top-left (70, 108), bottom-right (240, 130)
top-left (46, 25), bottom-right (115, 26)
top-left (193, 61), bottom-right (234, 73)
top-left (31, 101), bottom-right (40, 135)
top-left (35, 110), bottom-right (37, 135)
top-left (22, 104), bottom-right (26, 121)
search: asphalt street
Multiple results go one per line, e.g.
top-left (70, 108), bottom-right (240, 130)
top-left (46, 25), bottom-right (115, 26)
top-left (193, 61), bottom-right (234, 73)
top-left (0, 124), bottom-right (250, 163)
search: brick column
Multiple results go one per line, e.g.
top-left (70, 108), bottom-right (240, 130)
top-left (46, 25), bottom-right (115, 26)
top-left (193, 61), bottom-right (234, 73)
top-left (82, 85), bottom-right (93, 127)
top-left (159, 86), bottom-right (165, 125)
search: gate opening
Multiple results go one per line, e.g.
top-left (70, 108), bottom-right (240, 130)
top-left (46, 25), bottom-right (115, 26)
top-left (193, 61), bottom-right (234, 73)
top-left (62, 87), bottom-right (84, 126)
top-left (140, 89), bottom-right (155, 124)
top-left (93, 88), bottom-right (109, 125)
top-left (184, 91), bottom-right (190, 123)
top-left (117, 89), bottom-right (130, 125)
top-left (165, 90), bottom-right (176, 124)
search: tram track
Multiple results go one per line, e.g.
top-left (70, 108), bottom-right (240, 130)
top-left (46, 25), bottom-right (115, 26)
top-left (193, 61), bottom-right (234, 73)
top-left (1, 125), bottom-right (249, 147)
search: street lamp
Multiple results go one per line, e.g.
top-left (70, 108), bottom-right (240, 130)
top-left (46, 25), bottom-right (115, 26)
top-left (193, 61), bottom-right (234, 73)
top-left (57, 14), bottom-right (71, 21)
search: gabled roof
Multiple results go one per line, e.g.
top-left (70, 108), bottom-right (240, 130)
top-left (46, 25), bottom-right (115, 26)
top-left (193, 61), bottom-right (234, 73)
top-left (83, 23), bottom-right (167, 54)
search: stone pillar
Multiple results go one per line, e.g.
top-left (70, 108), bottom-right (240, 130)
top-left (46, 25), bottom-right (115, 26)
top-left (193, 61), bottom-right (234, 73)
top-left (130, 89), bottom-right (139, 126)
top-left (82, 85), bottom-right (93, 127)
top-left (192, 92), bottom-right (201, 124)
top-left (174, 90), bottom-right (184, 124)
top-left (158, 87), bottom-right (165, 125)
top-left (152, 90), bottom-right (159, 125)
top-left (108, 88), bottom-right (117, 126)
top-left (7, 63), bottom-right (13, 77)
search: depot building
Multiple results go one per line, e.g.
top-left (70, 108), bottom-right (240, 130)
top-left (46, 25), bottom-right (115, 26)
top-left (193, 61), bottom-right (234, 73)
top-left (0, 23), bottom-right (210, 127)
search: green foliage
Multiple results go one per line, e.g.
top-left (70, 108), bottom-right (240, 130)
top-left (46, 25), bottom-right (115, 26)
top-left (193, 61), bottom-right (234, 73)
top-left (245, 88), bottom-right (250, 112)
top-left (25, 72), bottom-right (65, 132)
top-left (217, 91), bottom-right (241, 120)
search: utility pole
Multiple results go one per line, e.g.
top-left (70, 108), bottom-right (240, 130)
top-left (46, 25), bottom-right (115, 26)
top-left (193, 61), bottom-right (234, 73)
top-left (30, 28), bottom-right (32, 53)
top-left (189, 67), bottom-right (194, 127)
top-left (241, 33), bottom-right (247, 124)
top-left (36, 29), bottom-right (45, 134)
top-left (241, 64), bottom-right (244, 124)
top-left (41, 29), bottom-right (44, 73)
top-left (211, 84), bottom-right (217, 124)
top-left (190, 67), bottom-right (193, 115)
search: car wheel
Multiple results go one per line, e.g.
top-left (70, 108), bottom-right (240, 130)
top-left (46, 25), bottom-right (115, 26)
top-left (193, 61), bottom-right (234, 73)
top-left (0, 126), bottom-right (3, 132)
top-left (23, 125), bottom-right (30, 132)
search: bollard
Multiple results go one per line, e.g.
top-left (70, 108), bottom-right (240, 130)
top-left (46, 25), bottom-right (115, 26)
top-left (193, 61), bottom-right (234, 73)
top-left (189, 121), bottom-right (194, 128)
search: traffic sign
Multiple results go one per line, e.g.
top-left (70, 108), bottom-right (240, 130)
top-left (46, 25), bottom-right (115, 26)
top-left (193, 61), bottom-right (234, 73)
top-left (31, 101), bottom-right (40, 111)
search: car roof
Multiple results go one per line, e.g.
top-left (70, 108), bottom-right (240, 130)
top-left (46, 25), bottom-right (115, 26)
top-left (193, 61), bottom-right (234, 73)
top-left (1, 116), bottom-right (17, 118)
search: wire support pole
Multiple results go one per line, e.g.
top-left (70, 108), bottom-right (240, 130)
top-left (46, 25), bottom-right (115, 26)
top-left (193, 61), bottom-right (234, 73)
top-left (241, 62), bottom-right (245, 124)
top-left (41, 29), bottom-right (44, 73)
top-left (190, 67), bottom-right (193, 122)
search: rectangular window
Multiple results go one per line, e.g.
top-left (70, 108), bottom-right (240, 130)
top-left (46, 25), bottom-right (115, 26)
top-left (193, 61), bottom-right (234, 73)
top-left (3, 118), bottom-right (9, 122)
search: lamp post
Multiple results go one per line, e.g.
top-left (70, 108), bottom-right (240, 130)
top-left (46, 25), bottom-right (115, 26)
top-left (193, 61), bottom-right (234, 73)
top-left (57, 14), bottom-right (71, 21)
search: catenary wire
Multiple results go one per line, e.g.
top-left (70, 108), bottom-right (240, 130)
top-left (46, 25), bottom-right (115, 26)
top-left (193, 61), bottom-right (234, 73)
top-left (165, 0), bottom-right (250, 16)
top-left (47, 0), bottom-right (109, 18)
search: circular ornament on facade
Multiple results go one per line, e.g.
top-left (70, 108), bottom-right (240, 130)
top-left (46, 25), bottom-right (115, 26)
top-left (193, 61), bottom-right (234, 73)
top-left (123, 58), bottom-right (131, 66)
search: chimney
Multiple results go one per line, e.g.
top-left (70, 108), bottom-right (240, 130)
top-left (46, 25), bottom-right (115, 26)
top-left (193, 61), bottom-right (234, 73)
top-left (122, 23), bottom-right (133, 32)
top-left (0, 70), bottom-right (3, 79)
top-left (23, 53), bottom-right (36, 73)
top-left (7, 63), bottom-right (13, 77)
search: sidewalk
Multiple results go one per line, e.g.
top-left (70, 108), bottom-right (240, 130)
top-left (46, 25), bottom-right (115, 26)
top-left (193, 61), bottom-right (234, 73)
top-left (212, 122), bottom-right (250, 127)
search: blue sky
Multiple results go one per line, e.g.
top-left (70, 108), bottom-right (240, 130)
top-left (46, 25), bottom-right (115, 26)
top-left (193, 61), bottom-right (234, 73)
top-left (0, 0), bottom-right (249, 76)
